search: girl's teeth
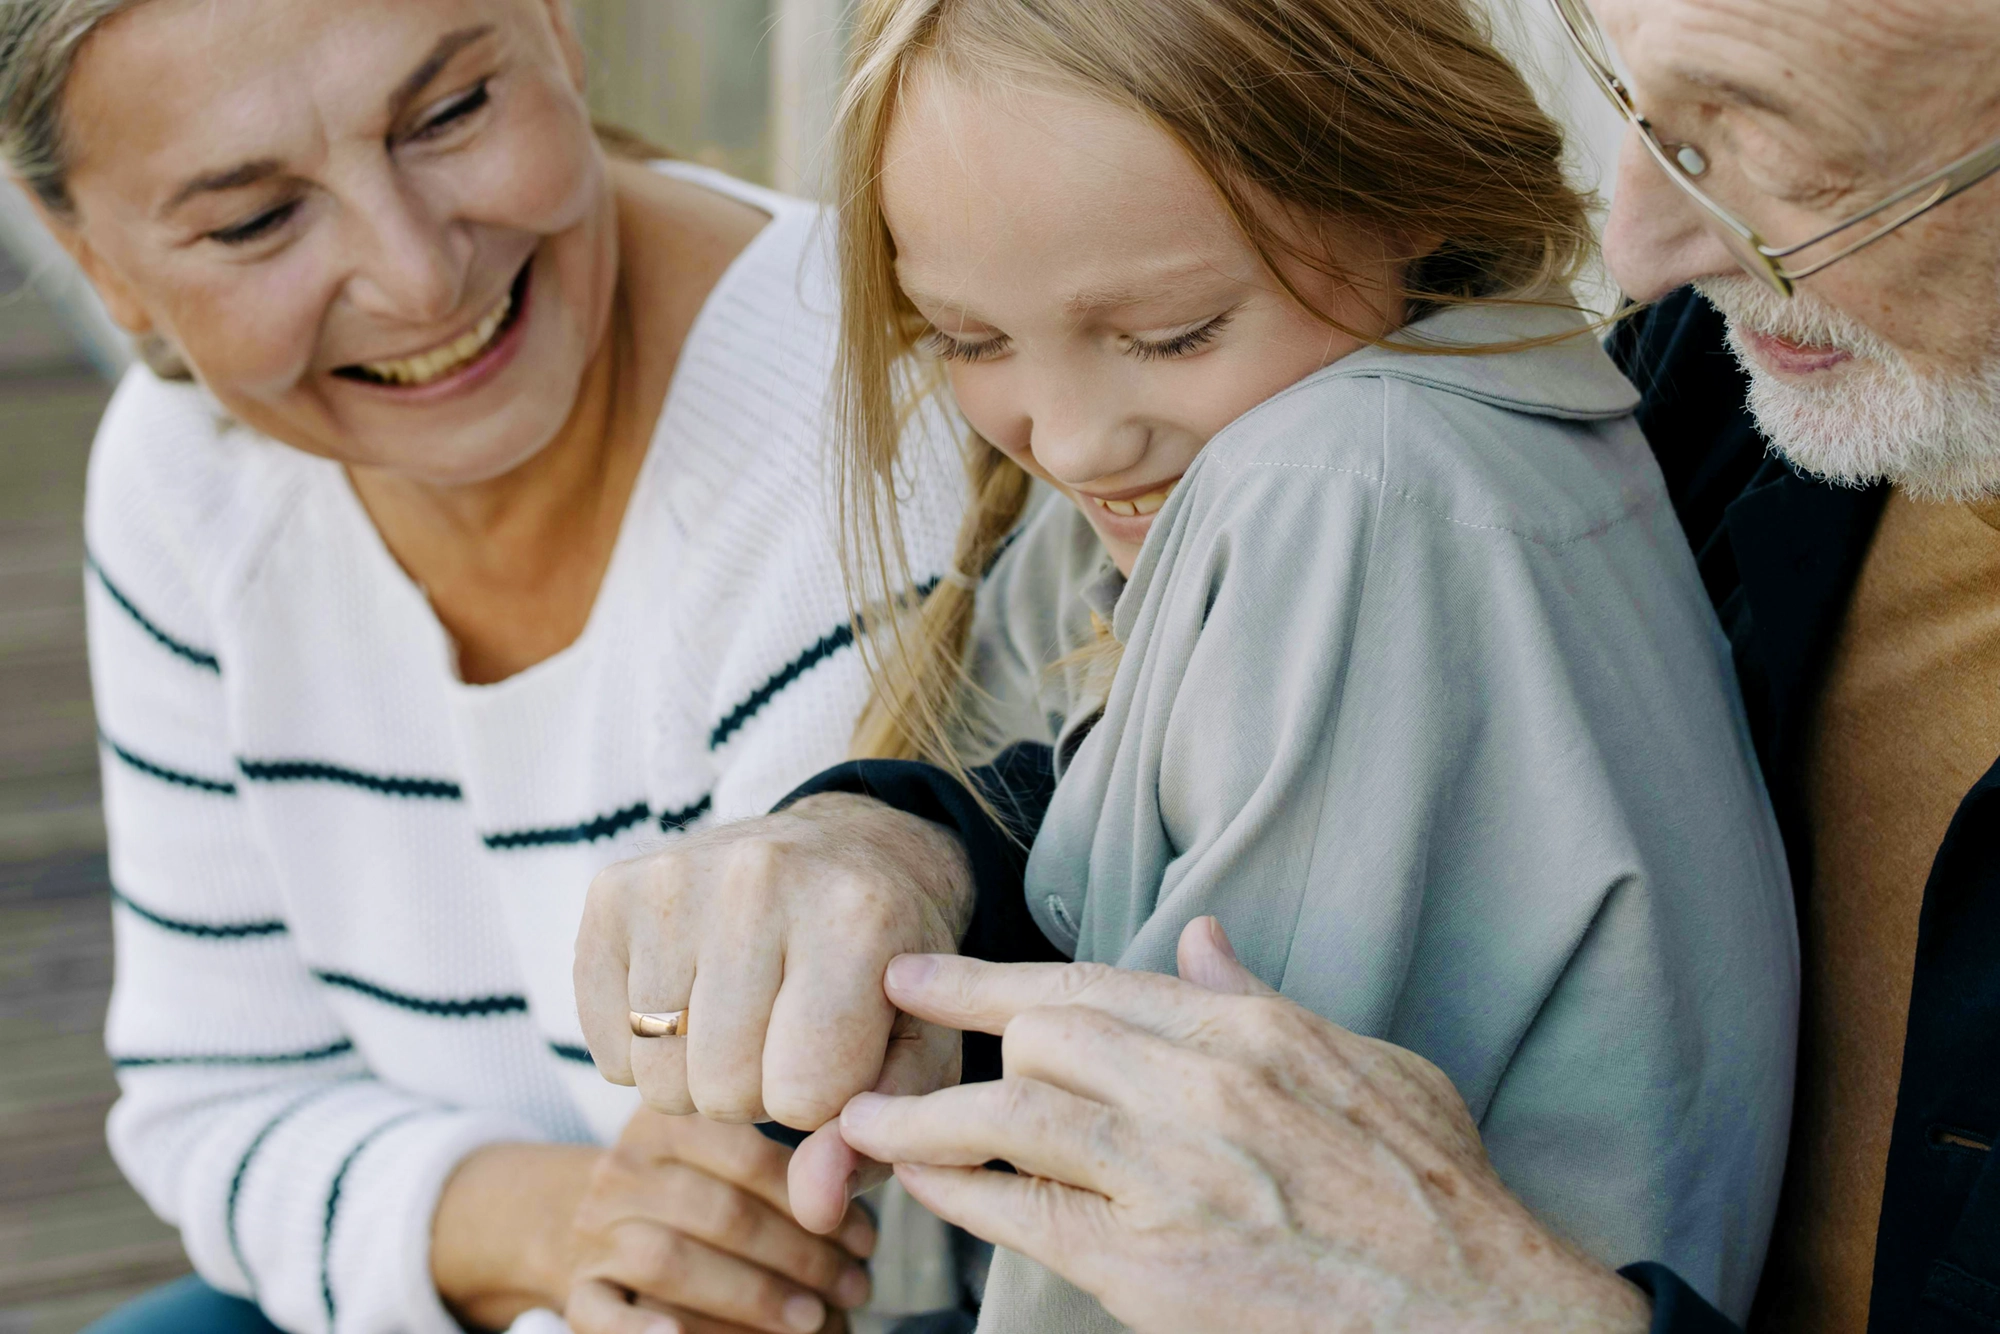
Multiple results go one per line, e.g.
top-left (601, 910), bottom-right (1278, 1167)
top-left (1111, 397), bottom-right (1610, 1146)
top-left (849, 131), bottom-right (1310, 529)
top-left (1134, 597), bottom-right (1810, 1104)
top-left (357, 289), bottom-right (513, 386)
top-left (1097, 486), bottom-right (1175, 519)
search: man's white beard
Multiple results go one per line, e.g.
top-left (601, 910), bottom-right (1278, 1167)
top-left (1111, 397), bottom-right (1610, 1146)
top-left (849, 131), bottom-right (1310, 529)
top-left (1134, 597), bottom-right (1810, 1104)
top-left (1694, 276), bottom-right (2000, 502)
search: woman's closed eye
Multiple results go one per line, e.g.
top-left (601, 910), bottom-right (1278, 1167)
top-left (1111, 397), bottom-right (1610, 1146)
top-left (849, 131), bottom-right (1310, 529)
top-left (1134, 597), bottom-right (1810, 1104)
top-left (406, 80), bottom-right (491, 145)
top-left (207, 199), bottom-right (302, 247)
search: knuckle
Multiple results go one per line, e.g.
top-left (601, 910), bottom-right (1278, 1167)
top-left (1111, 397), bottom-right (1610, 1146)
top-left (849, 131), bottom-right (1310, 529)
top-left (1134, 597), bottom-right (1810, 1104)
top-left (624, 1226), bottom-right (686, 1288)
top-left (1233, 995), bottom-right (1311, 1056)
top-left (698, 1183), bottom-right (760, 1244)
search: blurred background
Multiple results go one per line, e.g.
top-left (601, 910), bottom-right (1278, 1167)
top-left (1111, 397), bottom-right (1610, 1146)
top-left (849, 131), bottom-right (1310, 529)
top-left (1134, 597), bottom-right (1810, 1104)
top-left (0, 1), bottom-right (1617, 1330)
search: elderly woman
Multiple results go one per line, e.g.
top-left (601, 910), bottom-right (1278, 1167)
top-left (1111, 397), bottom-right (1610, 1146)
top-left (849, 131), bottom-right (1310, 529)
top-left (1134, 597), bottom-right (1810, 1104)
top-left (1, 1), bottom-right (964, 1331)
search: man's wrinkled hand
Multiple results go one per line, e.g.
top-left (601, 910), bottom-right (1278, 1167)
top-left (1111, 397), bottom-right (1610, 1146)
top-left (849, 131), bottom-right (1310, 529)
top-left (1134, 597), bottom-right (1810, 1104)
top-left (836, 918), bottom-right (1654, 1334)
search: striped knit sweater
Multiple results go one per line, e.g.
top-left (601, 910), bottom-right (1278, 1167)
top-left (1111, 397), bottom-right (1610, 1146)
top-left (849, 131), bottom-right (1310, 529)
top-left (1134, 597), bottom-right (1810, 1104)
top-left (86, 164), bottom-right (965, 1334)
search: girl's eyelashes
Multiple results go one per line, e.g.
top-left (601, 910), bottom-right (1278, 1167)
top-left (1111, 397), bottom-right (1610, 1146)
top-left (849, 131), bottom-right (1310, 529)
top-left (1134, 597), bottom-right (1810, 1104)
top-left (1126, 310), bottom-right (1234, 362)
top-left (406, 80), bottom-right (491, 144)
top-left (922, 310), bottom-right (1236, 365)
top-left (921, 328), bottom-right (1012, 364)
top-left (207, 199), bottom-right (302, 248)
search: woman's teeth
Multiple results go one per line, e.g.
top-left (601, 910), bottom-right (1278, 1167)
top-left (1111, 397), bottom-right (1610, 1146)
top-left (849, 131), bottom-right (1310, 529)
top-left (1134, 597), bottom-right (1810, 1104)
top-left (353, 290), bottom-right (513, 387)
top-left (1096, 485), bottom-right (1176, 519)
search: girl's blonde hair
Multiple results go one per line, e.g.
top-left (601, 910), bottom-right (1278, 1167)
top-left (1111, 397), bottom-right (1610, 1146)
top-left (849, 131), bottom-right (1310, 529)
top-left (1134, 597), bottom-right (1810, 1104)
top-left (838, 0), bottom-right (1597, 768)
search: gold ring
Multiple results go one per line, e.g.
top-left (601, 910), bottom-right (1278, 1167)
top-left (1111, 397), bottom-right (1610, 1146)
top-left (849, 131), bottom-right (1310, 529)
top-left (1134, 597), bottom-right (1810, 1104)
top-left (629, 1009), bottom-right (688, 1039)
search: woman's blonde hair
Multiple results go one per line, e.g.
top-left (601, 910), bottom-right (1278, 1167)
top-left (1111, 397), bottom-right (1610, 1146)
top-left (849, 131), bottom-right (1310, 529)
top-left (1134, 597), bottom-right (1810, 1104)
top-left (838, 0), bottom-right (1597, 769)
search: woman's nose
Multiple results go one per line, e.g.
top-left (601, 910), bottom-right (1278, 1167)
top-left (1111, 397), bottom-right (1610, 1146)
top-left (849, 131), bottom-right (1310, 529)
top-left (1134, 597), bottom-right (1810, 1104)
top-left (1602, 130), bottom-right (1741, 302)
top-left (340, 181), bottom-right (472, 327)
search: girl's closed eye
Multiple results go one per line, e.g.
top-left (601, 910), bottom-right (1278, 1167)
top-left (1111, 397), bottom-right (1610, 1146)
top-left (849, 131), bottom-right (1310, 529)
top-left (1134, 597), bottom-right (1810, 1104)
top-left (1126, 309), bottom-right (1234, 362)
top-left (921, 328), bottom-right (1012, 364)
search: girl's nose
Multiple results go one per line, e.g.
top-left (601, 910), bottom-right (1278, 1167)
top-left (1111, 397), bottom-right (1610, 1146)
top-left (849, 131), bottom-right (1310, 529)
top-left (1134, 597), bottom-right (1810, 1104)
top-left (1023, 380), bottom-right (1150, 489)
top-left (341, 181), bottom-right (471, 328)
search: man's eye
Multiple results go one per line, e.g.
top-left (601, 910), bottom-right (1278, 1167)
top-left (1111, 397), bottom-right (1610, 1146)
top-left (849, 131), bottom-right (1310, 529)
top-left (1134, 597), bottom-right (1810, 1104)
top-left (921, 328), bottom-right (1010, 364)
top-left (409, 82), bottom-right (490, 142)
top-left (208, 200), bottom-right (300, 247)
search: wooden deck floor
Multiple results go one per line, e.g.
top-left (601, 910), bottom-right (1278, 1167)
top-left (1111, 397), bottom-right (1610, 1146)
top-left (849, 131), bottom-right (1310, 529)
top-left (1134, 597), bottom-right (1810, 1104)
top-left (0, 250), bottom-right (188, 1332)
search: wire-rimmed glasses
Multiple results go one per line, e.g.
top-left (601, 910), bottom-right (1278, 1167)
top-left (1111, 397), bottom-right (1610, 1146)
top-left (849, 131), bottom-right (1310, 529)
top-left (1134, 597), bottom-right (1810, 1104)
top-left (1548, 0), bottom-right (2000, 297)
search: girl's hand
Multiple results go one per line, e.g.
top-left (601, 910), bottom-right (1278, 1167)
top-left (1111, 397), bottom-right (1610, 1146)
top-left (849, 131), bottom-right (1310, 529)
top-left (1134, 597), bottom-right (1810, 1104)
top-left (835, 919), bottom-right (1654, 1334)
top-left (434, 1113), bottom-right (876, 1334)
top-left (565, 1113), bottom-right (876, 1334)
top-left (574, 794), bottom-right (973, 1230)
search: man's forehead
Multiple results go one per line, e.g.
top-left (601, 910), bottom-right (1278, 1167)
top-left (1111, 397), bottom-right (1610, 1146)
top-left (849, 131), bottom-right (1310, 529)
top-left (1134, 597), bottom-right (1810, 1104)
top-left (1594, 0), bottom-right (2000, 161)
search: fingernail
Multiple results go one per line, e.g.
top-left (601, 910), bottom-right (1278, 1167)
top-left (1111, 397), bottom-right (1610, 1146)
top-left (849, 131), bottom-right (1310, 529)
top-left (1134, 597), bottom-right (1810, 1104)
top-left (835, 1263), bottom-right (872, 1308)
top-left (783, 1293), bottom-right (827, 1332)
top-left (885, 954), bottom-right (939, 992)
top-left (644, 1318), bottom-right (682, 1334)
top-left (1205, 915), bottom-right (1239, 961)
top-left (843, 1092), bottom-right (888, 1129)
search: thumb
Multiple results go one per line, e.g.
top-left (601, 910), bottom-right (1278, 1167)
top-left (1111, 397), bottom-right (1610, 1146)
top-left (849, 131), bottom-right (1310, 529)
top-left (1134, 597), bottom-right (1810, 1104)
top-left (1176, 917), bottom-right (1277, 997)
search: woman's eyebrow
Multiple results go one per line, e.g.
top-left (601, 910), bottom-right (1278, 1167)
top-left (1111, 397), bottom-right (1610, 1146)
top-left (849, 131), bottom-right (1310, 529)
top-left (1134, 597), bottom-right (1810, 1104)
top-left (157, 25), bottom-right (498, 221)
top-left (161, 158), bottom-right (284, 217)
top-left (387, 24), bottom-right (497, 119)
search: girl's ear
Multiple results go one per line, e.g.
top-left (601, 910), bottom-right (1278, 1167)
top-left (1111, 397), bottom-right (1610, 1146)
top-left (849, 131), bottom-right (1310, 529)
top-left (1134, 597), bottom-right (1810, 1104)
top-left (24, 192), bottom-right (154, 335)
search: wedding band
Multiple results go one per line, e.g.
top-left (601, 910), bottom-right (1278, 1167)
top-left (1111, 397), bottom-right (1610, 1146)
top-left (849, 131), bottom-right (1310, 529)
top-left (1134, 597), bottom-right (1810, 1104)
top-left (629, 1009), bottom-right (688, 1039)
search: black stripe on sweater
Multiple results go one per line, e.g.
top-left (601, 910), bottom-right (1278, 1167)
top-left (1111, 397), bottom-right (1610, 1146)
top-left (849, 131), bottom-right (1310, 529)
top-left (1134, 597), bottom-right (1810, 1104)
top-left (548, 1040), bottom-right (593, 1065)
top-left (114, 1039), bottom-right (356, 1069)
top-left (482, 800), bottom-right (652, 850)
top-left (659, 794), bottom-right (713, 834)
top-left (237, 759), bottom-right (462, 800)
top-left (86, 551), bottom-right (222, 674)
top-left (226, 1078), bottom-right (364, 1300)
top-left (100, 733), bottom-right (239, 795)
top-left (111, 886), bottom-right (288, 939)
top-left (709, 623), bottom-right (854, 751)
top-left (321, 1109), bottom-right (429, 1325)
top-left (481, 794), bottom-right (713, 850)
top-left (311, 970), bottom-right (528, 1018)
top-left (707, 577), bottom-right (943, 753)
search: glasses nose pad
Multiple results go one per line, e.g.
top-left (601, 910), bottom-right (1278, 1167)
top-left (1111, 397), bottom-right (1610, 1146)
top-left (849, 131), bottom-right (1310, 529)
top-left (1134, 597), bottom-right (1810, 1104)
top-left (1669, 144), bottom-right (1710, 178)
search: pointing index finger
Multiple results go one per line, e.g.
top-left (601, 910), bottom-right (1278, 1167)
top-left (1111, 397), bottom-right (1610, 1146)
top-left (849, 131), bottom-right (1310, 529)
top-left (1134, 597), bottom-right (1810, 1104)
top-left (882, 953), bottom-right (1201, 1036)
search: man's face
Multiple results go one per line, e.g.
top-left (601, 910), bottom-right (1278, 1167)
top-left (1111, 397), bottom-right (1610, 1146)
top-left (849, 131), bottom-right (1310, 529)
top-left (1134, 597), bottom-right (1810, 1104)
top-left (1595, 0), bottom-right (2000, 500)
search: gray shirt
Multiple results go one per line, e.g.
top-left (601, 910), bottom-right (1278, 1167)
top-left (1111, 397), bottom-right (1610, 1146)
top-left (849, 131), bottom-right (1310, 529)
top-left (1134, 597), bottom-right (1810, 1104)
top-left (962, 305), bottom-right (1796, 1329)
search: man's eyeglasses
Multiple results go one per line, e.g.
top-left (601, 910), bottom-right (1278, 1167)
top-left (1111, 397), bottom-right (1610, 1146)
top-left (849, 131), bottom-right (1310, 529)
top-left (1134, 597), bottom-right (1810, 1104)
top-left (1548, 0), bottom-right (2000, 297)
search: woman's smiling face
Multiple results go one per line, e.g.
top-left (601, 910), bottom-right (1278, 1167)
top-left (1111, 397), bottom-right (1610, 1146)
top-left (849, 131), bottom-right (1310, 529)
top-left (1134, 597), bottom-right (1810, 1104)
top-left (880, 67), bottom-right (1405, 574)
top-left (52, 0), bottom-right (615, 485)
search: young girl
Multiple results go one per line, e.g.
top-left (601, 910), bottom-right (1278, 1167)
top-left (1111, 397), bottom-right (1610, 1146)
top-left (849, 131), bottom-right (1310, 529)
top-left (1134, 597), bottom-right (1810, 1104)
top-left (827, 0), bottom-right (1797, 1326)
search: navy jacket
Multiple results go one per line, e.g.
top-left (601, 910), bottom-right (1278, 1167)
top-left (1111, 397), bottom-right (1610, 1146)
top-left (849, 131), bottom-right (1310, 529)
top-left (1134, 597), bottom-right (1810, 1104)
top-left (1610, 289), bottom-right (2000, 1334)
top-left (783, 287), bottom-right (2000, 1332)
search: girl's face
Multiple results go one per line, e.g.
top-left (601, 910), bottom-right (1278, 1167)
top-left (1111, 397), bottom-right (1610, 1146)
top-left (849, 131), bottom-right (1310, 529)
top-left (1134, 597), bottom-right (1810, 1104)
top-left (881, 69), bottom-right (1406, 574)
top-left (51, 0), bottom-right (613, 486)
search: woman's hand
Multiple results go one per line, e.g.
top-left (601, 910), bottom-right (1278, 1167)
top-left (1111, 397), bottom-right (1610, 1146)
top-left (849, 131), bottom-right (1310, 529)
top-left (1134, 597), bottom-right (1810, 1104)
top-left (574, 794), bottom-right (975, 1230)
top-left (434, 1112), bottom-right (876, 1334)
top-left (835, 919), bottom-right (1655, 1334)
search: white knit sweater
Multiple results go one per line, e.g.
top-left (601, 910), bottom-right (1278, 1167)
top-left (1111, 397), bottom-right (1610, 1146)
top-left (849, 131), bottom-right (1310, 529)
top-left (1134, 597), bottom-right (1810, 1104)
top-left (87, 164), bottom-right (964, 1334)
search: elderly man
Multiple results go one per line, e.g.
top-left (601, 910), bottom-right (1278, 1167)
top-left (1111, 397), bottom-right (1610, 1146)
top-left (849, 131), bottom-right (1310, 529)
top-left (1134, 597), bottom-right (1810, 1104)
top-left (821, 0), bottom-right (2000, 1330)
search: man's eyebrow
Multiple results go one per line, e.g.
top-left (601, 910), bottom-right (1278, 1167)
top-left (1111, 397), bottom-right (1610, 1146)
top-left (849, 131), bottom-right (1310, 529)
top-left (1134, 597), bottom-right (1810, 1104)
top-left (162, 158), bottom-right (284, 217)
top-left (388, 24), bottom-right (497, 119)
top-left (1672, 66), bottom-right (1796, 119)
